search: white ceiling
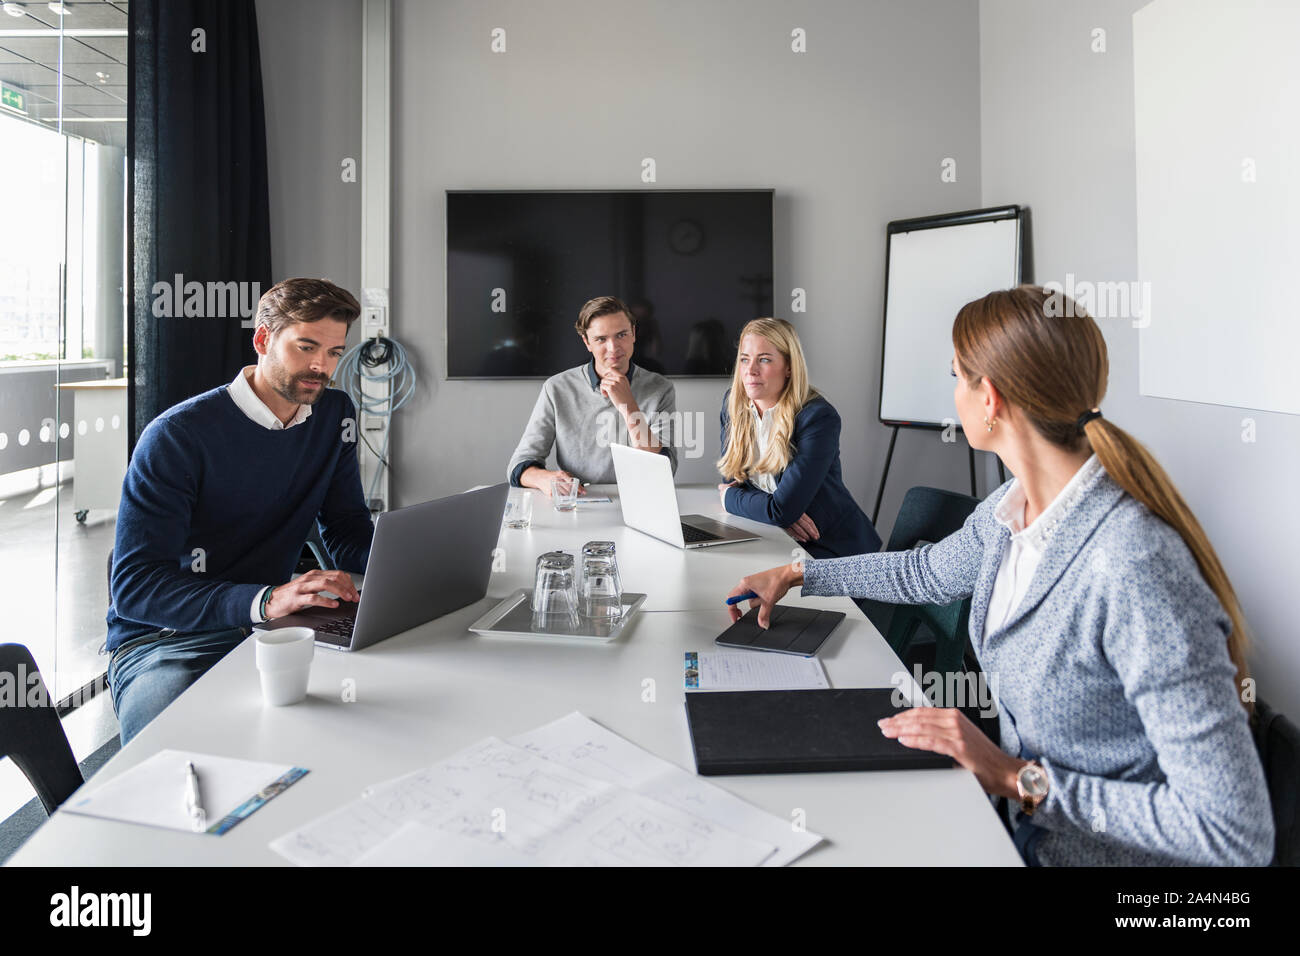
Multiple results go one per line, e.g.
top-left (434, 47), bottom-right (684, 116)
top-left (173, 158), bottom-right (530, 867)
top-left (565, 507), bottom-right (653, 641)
top-left (0, 1), bottom-right (127, 148)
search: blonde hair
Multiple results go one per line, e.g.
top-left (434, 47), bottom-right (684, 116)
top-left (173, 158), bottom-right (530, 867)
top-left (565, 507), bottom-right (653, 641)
top-left (953, 285), bottom-right (1253, 715)
top-left (716, 318), bottom-right (817, 482)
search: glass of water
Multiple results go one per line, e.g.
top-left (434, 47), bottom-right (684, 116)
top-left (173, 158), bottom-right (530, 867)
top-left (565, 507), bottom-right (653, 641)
top-left (504, 488), bottom-right (532, 529)
top-left (551, 476), bottom-right (579, 512)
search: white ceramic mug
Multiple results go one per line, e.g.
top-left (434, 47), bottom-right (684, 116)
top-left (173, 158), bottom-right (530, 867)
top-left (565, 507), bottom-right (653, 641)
top-left (254, 627), bottom-right (315, 706)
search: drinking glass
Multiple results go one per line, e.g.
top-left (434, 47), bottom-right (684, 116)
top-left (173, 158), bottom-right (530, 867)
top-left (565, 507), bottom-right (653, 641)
top-left (503, 488), bottom-right (532, 529)
top-left (551, 476), bottom-right (579, 512)
top-left (578, 541), bottom-right (621, 619)
top-left (531, 551), bottom-right (578, 627)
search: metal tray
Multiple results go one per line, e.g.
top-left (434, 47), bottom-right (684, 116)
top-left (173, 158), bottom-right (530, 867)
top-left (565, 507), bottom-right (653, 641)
top-left (469, 588), bottom-right (647, 643)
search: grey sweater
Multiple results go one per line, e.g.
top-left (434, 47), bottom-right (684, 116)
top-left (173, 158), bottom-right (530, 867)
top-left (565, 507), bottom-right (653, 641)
top-left (803, 465), bottom-right (1274, 866)
top-left (507, 361), bottom-right (677, 486)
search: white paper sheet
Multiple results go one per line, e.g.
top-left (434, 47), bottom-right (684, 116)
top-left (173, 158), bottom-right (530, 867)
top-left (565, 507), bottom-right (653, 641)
top-left (271, 736), bottom-right (775, 867)
top-left (685, 650), bottom-right (829, 691)
top-left (508, 712), bottom-right (823, 866)
top-left (351, 821), bottom-right (539, 867)
top-left (62, 750), bottom-right (300, 833)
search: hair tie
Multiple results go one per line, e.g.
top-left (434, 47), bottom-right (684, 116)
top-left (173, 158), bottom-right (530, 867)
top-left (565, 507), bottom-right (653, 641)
top-left (1076, 408), bottom-right (1103, 433)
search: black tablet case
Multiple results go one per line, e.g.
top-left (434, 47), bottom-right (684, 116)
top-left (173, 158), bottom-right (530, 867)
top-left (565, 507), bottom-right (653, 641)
top-left (714, 605), bottom-right (845, 656)
top-left (685, 688), bottom-right (955, 775)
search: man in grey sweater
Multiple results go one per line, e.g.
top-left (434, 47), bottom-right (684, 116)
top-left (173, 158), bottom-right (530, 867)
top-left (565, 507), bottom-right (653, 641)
top-left (508, 296), bottom-right (677, 495)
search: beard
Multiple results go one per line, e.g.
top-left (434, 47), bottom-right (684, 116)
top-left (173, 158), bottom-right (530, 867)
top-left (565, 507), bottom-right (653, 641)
top-left (268, 358), bottom-right (328, 405)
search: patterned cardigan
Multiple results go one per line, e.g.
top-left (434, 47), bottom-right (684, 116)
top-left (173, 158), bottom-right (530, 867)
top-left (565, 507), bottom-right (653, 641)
top-left (801, 465), bottom-right (1274, 866)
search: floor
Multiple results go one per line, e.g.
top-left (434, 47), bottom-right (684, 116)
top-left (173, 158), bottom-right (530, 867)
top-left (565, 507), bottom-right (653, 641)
top-left (0, 479), bottom-right (116, 698)
top-left (1, 477), bottom-right (121, 826)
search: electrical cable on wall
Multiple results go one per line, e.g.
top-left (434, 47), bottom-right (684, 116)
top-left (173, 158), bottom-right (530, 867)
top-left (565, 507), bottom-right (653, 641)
top-left (335, 335), bottom-right (416, 506)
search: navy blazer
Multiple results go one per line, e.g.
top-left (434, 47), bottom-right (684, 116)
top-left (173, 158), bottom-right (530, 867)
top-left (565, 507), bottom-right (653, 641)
top-left (721, 392), bottom-right (881, 560)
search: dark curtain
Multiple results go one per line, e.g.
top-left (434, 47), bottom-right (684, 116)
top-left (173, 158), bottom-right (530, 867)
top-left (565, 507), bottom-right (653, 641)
top-left (127, 0), bottom-right (271, 449)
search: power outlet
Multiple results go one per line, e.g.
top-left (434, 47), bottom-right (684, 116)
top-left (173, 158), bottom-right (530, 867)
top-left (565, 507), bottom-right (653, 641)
top-left (363, 306), bottom-right (387, 339)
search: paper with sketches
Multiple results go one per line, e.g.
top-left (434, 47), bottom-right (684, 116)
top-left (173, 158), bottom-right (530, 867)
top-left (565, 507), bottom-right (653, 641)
top-left (271, 736), bottom-right (774, 867)
top-left (509, 712), bottom-right (822, 866)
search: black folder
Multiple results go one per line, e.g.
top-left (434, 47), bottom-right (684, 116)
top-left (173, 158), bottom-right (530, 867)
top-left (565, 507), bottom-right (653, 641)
top-left (684, 688), bottom-right (955, 775)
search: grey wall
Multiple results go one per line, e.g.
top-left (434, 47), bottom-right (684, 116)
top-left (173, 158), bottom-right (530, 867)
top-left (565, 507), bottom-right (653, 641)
top-left (980, 0), bottom-right (1300, 718)
top-left (257, 0), bottom-right (363, 297)
top-left (258, 0), bottom-right (993, 532)
top-left (388, 0), bottom-right (988, 533)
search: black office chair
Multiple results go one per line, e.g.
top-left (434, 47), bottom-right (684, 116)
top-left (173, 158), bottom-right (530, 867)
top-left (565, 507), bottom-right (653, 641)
top-left (0, 644), bottom-right (84, 814)
top-left (1254, 698), bottom-right (1299, 866)
top-left (302, 521), bottom-right (335, 572)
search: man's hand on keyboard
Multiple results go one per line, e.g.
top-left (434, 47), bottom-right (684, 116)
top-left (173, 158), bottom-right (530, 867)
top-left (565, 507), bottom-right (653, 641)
top-left (265, 569), bottom-right (360, 619)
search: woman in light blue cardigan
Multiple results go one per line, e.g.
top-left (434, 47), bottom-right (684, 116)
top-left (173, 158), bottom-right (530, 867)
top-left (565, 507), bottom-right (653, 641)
top-left (727, 286), bottom-right (1273, 866)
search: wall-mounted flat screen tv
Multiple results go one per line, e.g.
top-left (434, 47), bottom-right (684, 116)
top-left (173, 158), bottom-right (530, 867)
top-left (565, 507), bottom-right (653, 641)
top-left (446, 190), bottom-right (774, 378)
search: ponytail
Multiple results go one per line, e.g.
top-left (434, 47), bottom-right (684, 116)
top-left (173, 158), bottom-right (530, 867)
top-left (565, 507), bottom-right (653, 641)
top-left (1083, 417), bottom-right (1253, 716)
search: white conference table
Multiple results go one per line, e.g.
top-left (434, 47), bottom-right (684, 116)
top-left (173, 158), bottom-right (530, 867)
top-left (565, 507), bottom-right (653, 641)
top-left (9, 486), bottom-right (1022, 866)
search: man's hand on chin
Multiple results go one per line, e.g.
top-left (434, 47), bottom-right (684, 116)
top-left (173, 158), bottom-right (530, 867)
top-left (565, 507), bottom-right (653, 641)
top-left (599, 368), bottom-right (634, 409)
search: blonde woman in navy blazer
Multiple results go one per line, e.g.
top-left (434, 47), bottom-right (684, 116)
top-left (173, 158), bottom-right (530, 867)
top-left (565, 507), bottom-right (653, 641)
top-left (726, 287), bottom-right (1273, 866)
top-left (716, 318), bottom-right (881, 560)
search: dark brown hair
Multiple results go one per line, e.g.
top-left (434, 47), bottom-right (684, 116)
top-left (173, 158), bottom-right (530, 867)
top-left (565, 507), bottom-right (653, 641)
top-left (255, 278), bottom-right (361, 337)
top-left (953, 285), bottom-right (1253, 714)
top-left (574, 295), bottom-right (634, 338)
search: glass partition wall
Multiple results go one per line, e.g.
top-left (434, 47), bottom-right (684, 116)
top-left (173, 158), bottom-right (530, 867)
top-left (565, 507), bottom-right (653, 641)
top-left (0, 1), bottom-right (128, 713)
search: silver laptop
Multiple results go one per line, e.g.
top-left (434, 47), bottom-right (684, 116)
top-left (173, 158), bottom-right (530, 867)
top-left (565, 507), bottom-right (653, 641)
top-left (610, 444), bottom-right (759, 549)
top-left (256, 483), bottom-right (509, 650)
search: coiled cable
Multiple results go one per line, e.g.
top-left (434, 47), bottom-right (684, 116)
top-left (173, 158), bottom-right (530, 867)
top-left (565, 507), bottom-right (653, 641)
top-left (335, 335), bottom-right (416, 505)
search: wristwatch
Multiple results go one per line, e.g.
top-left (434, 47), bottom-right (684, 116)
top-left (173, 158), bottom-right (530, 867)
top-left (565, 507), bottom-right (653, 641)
top-left (1016, 761), bottom-right (1050, 816)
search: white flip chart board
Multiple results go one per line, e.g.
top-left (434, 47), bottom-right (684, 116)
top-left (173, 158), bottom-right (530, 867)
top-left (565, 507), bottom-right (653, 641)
top-left (879, 209), bottom-right (1022, 427)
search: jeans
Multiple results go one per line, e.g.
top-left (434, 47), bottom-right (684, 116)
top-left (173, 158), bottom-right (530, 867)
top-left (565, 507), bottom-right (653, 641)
top-left (1013, 810), bottom-right (1046, 866)
top-left (107, 626), bottom-right (250, 746)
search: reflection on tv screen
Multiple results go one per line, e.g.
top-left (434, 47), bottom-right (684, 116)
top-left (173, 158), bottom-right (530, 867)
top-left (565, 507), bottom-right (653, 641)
top-left (447, 190), bottom-right (774, 378)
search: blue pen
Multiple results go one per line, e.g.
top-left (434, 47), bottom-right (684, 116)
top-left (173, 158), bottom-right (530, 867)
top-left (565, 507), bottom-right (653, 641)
top-left (725, 591), bottom-right (758, 606)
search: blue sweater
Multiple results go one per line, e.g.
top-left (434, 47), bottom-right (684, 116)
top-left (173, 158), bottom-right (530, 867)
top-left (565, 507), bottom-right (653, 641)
top-left (721, 393), bottom-right (882, 560)
top-left (106, 386), bottom-right (374, 653)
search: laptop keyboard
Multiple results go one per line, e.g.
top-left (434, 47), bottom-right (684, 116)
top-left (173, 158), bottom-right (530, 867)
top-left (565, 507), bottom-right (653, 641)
top-left (681, 523), bottom-right (722, 543)
top-left (313, 617), bottom-right (356, 640)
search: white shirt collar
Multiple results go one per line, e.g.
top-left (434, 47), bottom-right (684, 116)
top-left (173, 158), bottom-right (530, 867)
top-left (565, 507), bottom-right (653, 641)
top-left (993, 454), bottom-right (1101, 552)
top-left (228, 366), bottom-right (312, 430)
top-left (746, 402), bottom-right (779, 491)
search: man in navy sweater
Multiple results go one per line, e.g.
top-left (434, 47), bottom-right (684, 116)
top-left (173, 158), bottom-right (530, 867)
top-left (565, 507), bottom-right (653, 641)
top-left (106, 278), bottom-right (375, 744)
